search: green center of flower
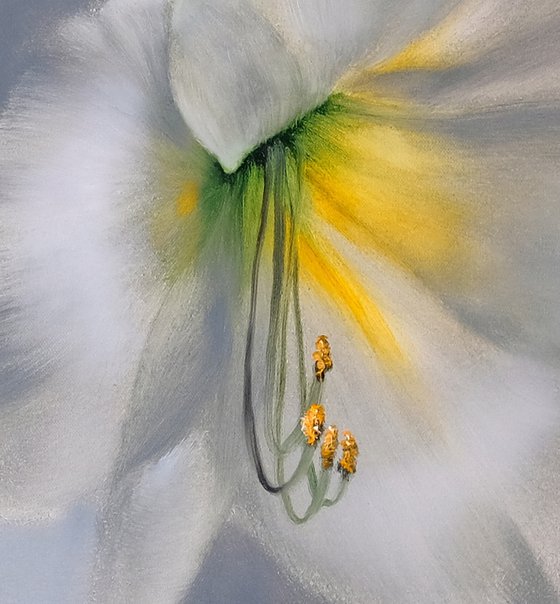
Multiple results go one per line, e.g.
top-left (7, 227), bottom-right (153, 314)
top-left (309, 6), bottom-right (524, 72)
top-left (194, 95), bottom-right (348, 275)
top-left (237, 94), bottom-right (342, 169)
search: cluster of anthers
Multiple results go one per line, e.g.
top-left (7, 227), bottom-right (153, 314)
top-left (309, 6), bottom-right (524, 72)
top-left (301, 336), bottom-right (359, 480)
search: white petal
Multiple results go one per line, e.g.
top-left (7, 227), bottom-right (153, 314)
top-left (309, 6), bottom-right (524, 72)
top-left (187, 520), bottom-right (329, 602)
top-left (88, 159), bottom-right (246, 601)
top-left (0, 0), bottom-right (189, 516)
top-left (168, 0), bottom-right (310, 173)
top-left (91, 432), bottom-right (233, 604)
top-left (507, 431), bottom-right (560, 588)
top-left (343, 19), bottom-right (560, 358)
top-left (238, 232), bottom-right (559, 601)
top-left (169, 0), bottom-right (453, 172)
top-left (252, 0), bottom-right (457, 81)
top-left (1, 0), bottom-right (246, 598)
top-left (437, 112), bottom-right (560, 359)
top-left (348, 0), bottom-right (560, 110)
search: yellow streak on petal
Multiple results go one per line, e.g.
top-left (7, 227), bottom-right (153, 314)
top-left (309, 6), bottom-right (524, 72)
top-left (299, 227), bottom-right (443, 432)
top-left (352, 3), bottom-right (480, 77)
top-left (372, 29), bottom-right (457, 75)
top-left (304, 121), bottom-right (468, 287)
top-left (176, 181), bottom-right (199, 216)
top-left (151, 178), bottom-right (201, 281)
top-left (298, 230), bottom-right (405, 373)
top-left (339, 0), bottom-right (516, 86)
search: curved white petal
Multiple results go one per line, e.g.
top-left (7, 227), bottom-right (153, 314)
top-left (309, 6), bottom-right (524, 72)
top-left (507, 431), bottom-right (560, 589)
top-left (169, 0), bottom-right (310, 173)
top-left (252, 0), bottom-right (458, 82)
top-left (169, 0), bottom-right (454, 172)
top-left (239, 6), bottom-right (560, 595)
top-left (0, 0), bottom-right (189, 516)
top-left (239, 230), bottom-right (559, 601)
top-left (89, 243), bottom-right (245, 601)
top-left (347, 0), bottom-right (560, 111)
top-left (1, 0), bottom-right (244, 599)
top-left (91, 432), bottom-right (232, 604)
top-left (186, 520), bottom-right (331, 603)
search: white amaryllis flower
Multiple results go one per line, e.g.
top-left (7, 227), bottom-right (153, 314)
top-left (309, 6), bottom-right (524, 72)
top-left (1, 0), bottom-right (560, 602)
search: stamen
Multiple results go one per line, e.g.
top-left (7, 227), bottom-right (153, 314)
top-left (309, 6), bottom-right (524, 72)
top-left (338, 431), bottom-right (359, 478)
top-left (313, 335), bottom-right (333, 381)
top-left (240, 136), bottom-right (358, 523)
top-left (320, 425), bottom-right (339, 469)
top-left (301, 404), bottom-right (326, 446)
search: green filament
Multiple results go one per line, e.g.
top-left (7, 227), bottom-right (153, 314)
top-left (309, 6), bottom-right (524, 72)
top-left (239, 139), bottom-right (349, 523)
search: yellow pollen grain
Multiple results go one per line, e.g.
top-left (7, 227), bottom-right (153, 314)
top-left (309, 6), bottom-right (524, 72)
top-left (338, 430), bottom-right (359, 476)
top-left (313, 334), bottom-right (333, 381)
top-left (321, 425), bottom-right (339, 470)
top-left (301, 404), bottom-right (326, 446)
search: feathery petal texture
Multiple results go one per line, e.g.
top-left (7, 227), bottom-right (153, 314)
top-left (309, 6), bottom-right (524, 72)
top-left (1, 0), bottom-right (560, 602)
